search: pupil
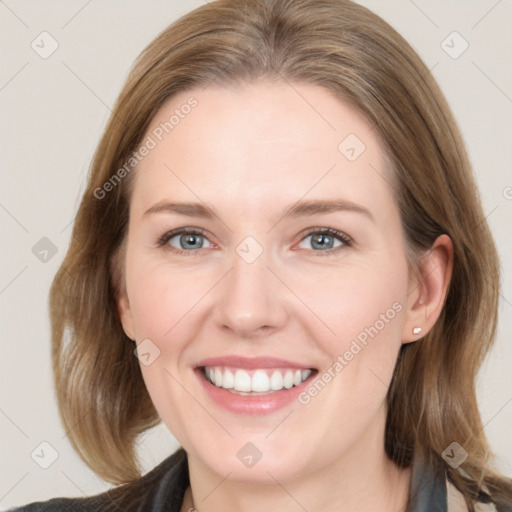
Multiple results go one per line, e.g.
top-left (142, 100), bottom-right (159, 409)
top-left (181, 234), bottom-right (201, 249)
top-left (312, 234), bottom-right (333, 250)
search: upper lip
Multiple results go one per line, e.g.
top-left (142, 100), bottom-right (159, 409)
top-left (195, 356), bottom-right (315, 370)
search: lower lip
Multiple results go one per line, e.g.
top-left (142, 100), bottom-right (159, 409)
top-left (195, 369), bottom-right (315, 415)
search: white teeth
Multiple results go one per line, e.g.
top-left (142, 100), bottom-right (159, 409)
top-left (301, 369), bottom-right (312, 381)
top-left (222, 369), bottom-right (234, 389)
top-left (234, 369), bottom-right (252, 392)
top-left (270, 370), bottom-right (283, 390)
top-left (251, 370), bottom-right (270, 392)
top-left (204, 366), bottom-right (313, 393)
top-left (283, 370), bottom-right (294, 389)
top-left (214, 368), bottom-right (223, 387)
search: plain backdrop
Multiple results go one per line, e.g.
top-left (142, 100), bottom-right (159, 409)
top-left (1, 0), bottom-right (511, 508)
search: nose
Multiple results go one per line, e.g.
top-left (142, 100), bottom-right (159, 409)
top-left (213, 249), bottom-right (289, 339)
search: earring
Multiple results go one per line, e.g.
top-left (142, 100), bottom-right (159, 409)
top-left (413, 327), bottom-right (422, 335)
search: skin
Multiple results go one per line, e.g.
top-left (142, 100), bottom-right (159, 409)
top-left (118, 80), bottom-right (452, 512)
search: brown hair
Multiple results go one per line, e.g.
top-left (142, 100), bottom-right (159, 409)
top-left (50, 0), bottom-right (511, 508)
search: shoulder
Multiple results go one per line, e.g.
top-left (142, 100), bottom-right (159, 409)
top-left (447, 475), bottom-right (512, 512)
top-left (7, 495), bottom-right (112, 512)
top-left (9, 447), bottom-right (189, 512)
top-left (447, 480), bottom-right (498, 512)
top-left (409, 452), bottom-right (510, 512)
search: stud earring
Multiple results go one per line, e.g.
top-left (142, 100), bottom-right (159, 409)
top-left (413, 327), bottom-right (422, 335)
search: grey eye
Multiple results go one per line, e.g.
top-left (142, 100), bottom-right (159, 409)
top-left (169, 233), bottom-right (209, 250)
top-left (298, 233), bottom-right (343, 251)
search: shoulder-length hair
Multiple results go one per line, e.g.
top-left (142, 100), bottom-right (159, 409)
top-left (50, 0), bottom-right (511, 508)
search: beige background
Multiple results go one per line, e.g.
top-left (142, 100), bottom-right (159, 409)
top-left (1, 0), bottom-right (511, 508)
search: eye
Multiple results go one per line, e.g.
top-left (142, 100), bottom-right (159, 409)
top-left (157, 227), bottom-right (352, 256)
top-left (158, 228), bottom-right (214, 254)
top-left (297, 228), bottom-right (351, 253)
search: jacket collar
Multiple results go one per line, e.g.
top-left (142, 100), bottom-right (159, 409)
top-left (408, 452), bottom-right (448, 511)
top-left (149, 448), bottom-right (488, 512)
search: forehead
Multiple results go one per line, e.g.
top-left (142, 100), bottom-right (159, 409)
top-left (130, 81), bottom-right (394, 219)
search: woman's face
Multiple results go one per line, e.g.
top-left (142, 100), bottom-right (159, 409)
top-left (119, 81), bottom-right (417, 483)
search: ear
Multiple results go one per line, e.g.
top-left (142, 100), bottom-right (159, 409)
top-left (111, 243), bottom-right (136, 341)
top-left (117, 288), bottom-right (136, 341)
top-left (402, 234), bottom-right (453, 343)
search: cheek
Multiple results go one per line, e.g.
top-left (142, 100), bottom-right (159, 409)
top-left (127, 245), bottom-right (409, 372)
top-left (123, 236), bottom-right (411, 468)
top-left (292, 262), bottom-right (408, 447)
top-left (125, 256), bottom-right (205, 443)
top-left (304, 260), bottom-right (408, 354)
top-left (126, 252), bottom-right (210, 341)
top-left (298, 258), bottom-right (409, 418)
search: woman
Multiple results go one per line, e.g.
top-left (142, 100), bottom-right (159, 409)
top-left (13, 0), bottom-right (512, 510)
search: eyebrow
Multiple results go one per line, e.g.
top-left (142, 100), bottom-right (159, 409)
top-left (143, 201), bottom-right (215, 219)
top-left (143, 199), bottom-right (373, 222)
top-left (283, 199), bottom-right (373, 221)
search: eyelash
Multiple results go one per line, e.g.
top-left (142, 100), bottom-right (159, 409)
top-left (156, 227), bottom-right (353, 257)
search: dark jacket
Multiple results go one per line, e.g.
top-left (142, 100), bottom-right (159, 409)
top-left (9, 447), bottom-right (502, 511)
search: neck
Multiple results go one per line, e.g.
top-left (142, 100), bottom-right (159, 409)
top-left (181, 415), bottom-right (411, 512)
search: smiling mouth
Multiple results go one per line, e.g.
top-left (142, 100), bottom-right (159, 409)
top-left (200, 366), bottom-right (317, 395)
